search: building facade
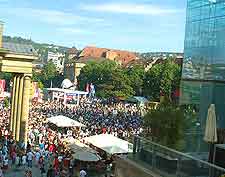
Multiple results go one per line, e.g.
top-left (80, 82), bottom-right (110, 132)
top-left (181, 0), bottom-right (225, 134)
top-left (64, 62), bottom-right (85, 85)
top-left (47, 51), bottom-right (65, 73)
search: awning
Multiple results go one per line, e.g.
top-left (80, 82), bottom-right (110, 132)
top-left (72, 151), bottom-right (101, 162)
top-left (47, 115), bottom-right (85, 128)
top-left (65, 138), bottom-right (101, 162)
top-left (84, 134), bottom-right (133, 154)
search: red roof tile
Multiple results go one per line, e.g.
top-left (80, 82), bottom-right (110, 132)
top-left (78, 46), bottom-right (138, 65)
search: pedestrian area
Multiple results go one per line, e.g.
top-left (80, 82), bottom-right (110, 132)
top-left (5, 167), bottom-right (110, 177)
top-left (3, 159), bottom-right (110, 177)
top-left (5, 166), bottom-right (40, 177)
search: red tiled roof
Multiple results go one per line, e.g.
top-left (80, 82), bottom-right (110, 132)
top-left (78, 46), bottom-right (138, 65)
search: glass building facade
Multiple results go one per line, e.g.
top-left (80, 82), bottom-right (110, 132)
top-left (181, 0), bottom-right (225, 142)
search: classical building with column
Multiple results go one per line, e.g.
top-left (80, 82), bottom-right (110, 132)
top-left (0, 22), bottom-right (37, 143)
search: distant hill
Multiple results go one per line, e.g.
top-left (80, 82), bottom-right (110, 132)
top-left (137, 52), bottom-right (183, 60)
top-left (3, 36), bottom-right (70, 63)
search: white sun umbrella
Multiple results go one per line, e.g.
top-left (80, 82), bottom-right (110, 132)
top-left (204, 104), bottom-right (217, 143)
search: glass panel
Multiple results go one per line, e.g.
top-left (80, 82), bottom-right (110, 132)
top-left (128, 136), bottom-right (225, 177)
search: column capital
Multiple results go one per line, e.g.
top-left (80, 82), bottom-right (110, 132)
top-left (24, 74), bottom-right (32, 78)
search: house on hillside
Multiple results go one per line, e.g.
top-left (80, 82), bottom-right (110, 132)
top-left (47, 51), bottom-right (65, 73)
top-left (67, 47), bottom-right (79, 60)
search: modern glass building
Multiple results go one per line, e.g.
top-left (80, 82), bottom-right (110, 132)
top-left (181, 0), bottom-right (225, 149)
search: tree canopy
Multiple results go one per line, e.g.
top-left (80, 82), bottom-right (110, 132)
top-left (143, 59), bottom-right (181, 101)
top-left (32, 61), bottom-right (63, 88)
top-left (78, 60), bottom-right (135, 99)
top-left (144, 99), bottom-right (185, 150)
top-left (78, 58), bottom-right (182, 100)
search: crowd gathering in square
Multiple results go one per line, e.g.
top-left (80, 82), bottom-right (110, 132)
top-left (0, 97), bottom-right (144, 177)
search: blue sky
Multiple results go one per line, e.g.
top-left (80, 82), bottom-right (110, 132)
top-left (0, 0), bottom-right (186, 52)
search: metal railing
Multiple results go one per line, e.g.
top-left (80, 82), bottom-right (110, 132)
top-left (127, 136), bottom-right (225, 177)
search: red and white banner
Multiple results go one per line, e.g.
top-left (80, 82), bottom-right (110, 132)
top-left (0, 80), bottom-right (5, 98)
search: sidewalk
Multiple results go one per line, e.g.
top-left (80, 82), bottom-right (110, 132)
top-left (4, 165), bottom-right (42, 177)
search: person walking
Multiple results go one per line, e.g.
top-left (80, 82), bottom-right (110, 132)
top-left (27, 151), bottom-right (34, 168)
top-left (0, 168), bottom-right (4, 177)
top-left (47, 165), bottom-right (54, 177)
top-left (39, 157), bottom-right (46, 177)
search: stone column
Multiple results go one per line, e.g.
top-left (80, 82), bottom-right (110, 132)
top-left (15, 75), bottom-right (24, 142)
top-left (10, 74), bottom-right (17, 132)
top-left (12, 75), bottom-right (20, 138)
top-left (19, 75), bottom-right (31, 144)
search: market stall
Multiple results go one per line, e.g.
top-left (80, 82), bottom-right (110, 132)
top-left (47, 115), bottom-right (85, 136)
top-left (84, 134), bottom-right (133, 154)
top-left (47, 88), bottom-right (88, 105)
top-left (47, 115), bottom-right (85, 128)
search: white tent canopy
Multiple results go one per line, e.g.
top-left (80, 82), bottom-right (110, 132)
top-left (65, 138), bottom-right (101, 162)
top-left (47, 115), bottom-right (85, 128)
top-left (84, 134), bottom-right (133, 154)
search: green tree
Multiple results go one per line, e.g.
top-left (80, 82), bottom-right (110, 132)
top-left (0, 72), bottom-right (12, 91)
top-left (32, 61), bottom-right (63, 88)
top-left (78, 60), bottom-right (116, 90)
top-left (78, 60), bottom-right (134, 98)
top-left (38, 81), bottom-right (44, 90)
top-left (160, 59), bottom-right (181, 98)
top-left (144, 99), bottom-right (185, 150)
top-left (126, 65), bottom-right (145, 95)
top-left (143, 64), bottom-right (162, 101)
top-left (143, 58), bottom-right (181, 101)
top-left (42, 61), bottom-right (57, 81)
top-left (98, 68), bottom-right (134, 98)
top-left (4, 97), bottom-right (10, 108)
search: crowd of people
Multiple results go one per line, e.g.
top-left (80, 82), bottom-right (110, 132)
top-left (38, 98), bottom-right (143, 138)
top-left (0, 97), bottom-right (144, 177)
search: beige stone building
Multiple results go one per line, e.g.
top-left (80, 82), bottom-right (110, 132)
top-left (0, 23), bottom-right (38, 143)
top-left (64, 62), bottom-right (85, 85)
top-left (64, 46), bottom-right (138, 84)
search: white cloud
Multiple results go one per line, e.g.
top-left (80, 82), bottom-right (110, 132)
top-left (3, 7), bottom-right (104, 26)
top-left (58, 27), bottom-right (93, 34)
top-left (81, 3), bottom-right (183, 16)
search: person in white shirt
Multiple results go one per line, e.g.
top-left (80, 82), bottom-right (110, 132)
top-left (22, 155), bottom-right (27, 166)
top-left (3, 157), bottom-right (8, 170)
top-left (27, 151), bottom-right (33, 168)
top-left (35, 151), bottom-right (41, 166)
top-left (80, 169), bottom-right (87, 177)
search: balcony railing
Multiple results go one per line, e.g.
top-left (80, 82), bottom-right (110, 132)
top-left (127, 136), bottom-right (225, 177)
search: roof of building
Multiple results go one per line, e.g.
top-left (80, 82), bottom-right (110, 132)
top-left (3, 42), bottom-right (37, 56)
top-left (78, 46), bottom-right (138, 65)
top-left (67, 47), bottom-right (78, 54)
top-left (76, 57), bottom-right (107, 64)
top-left (125, 59), bottom-right (154, 67)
